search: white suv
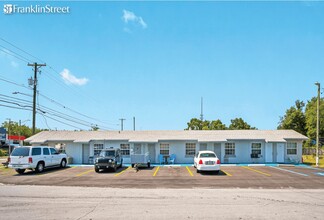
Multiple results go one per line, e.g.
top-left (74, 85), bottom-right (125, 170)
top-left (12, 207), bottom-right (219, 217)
top-left (8, 146), bottom-right (67, 174)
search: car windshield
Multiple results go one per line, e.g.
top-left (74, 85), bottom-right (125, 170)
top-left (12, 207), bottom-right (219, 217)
top-left (100, 150), bottom-right (115, 157)
top-left (11, 147), bottom-right (30, 156)
top-left (200, 153), bottom-right (216, 158)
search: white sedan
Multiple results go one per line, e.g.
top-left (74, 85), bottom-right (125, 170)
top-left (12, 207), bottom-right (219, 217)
top-left (194, 150), bottom-right (221, 174)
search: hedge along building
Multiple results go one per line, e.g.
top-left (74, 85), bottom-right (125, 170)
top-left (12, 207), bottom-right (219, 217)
top-left (25, 130), bottom-right (307, 164)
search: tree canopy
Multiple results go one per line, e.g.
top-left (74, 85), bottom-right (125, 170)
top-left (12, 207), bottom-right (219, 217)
top-left (305, 97), bottom-right (324, 140)
top-left (186, 117), bottom-right (256, 130)
top-left (1, 121), bottom-right (44, 139)
top-left (228, 118), bottom-right (256, 130)
top-left (277, 100), bottom-right (307, 135)
top-left (278, 97), bottom-right (324, 147)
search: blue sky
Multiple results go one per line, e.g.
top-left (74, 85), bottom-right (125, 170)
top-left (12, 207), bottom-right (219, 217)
top-left (0, 1), bottom-right (323, 131)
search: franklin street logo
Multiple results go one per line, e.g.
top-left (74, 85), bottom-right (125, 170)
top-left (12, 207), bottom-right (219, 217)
top-left (3, 4), bottom-right (13, 14)
top-left (3, 4), bottom-right (70, 14)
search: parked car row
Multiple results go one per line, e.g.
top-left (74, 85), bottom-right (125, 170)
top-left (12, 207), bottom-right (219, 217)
top-left (7, 146), bottom-right (221, 175)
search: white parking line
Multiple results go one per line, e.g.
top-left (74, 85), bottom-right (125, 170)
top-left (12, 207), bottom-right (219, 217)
top-left (270, 166), bottom-right (308, 177)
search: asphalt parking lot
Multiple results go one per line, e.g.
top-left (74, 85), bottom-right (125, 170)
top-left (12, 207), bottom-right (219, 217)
top-left (1, 164), bottom-right (324, 189)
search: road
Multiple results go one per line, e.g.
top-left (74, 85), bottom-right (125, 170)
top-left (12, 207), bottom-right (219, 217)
top-left (0, 184), bottom-right (323, 220)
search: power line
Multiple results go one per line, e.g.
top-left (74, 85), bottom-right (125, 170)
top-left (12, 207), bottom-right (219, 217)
top-left (0, 44), bottom-right (33, 63)
top-left (0, 75), bottom-right (118, 129)
top-left (0, 95), bottom-right (115, 130)
top-left (37, 91), bottom-right (118, 126)
top-left (0, 37), bottom-right (118, 129)
top-left (39, 112), bottom-right (84, 130)
top-left (1, 73), bottom-right (110, 126)
top-left (0, 48), bottom-right (29, 64)
top-left (0, 99), bottom-right (88, 130)
top-left (0, 37), bottom-right (46, 63)
top-left (0, 75), bottom-right (31, 90)
top-left (0, 103), bottom-right (30, 111)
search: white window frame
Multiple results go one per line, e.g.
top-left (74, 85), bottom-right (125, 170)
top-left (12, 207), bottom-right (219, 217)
top-left (120, 144), bottom-right (130, 156)
top-left (225, 143), bottom-right (235, 156)
top-left (94, 144), bottom-right (104, 156)
top-left (287, 142), bottom-right (297, 155)
top-left (185, 143), bottom-right (196, 157)
top-left (251, 143), bottom-right (262, 155)
top-left (160, 143), bottom-right (169, 155)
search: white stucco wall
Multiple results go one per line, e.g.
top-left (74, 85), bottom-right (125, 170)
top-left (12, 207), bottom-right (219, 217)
top-left (64, 143), bottom-right (82, 164)
top-left (221, 141), bottom-right (266, 164)
top-left (284, 140), bottom-right (303, 163)
top-left (52, 139), bottom-right (304, 164)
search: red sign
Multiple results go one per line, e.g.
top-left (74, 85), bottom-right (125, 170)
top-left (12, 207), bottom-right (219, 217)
top-left (8, 135), bottom-right (26, 141)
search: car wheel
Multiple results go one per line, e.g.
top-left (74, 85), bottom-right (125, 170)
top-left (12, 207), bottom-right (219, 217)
top-left (215, 170), bottom-right (220, 175)
top-left (95, 167), bottom-right (100, 173)
top-left (196, 169), bottom-right (200, 173)
top-left (60, 159), bottom-right (67, 168)
top-left (15, 169), bottom-right (25, 174)
top-left (113, 166), bottom-right (117, 172)
top-left (36, 162), bottom-right (44, 173)
top-left (148, 162), bottom-right (151, 168)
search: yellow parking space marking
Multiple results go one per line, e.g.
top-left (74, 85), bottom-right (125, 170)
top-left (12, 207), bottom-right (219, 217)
top-left (114, 166), bottom-right (131, 177)
top-left (242, 166), bottom-right (271, 177)
top-left (222, 170), bottom-right (232, 176)
top-left (153, 166), bottom-right (160, 176)
top-left (75, 169), bottom-right (94, 177)
top-left (186, 166), bottom-right (194, 176)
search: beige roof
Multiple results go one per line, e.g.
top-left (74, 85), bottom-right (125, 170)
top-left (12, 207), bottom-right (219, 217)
top-left (25, 130), bottom-right (308, 144)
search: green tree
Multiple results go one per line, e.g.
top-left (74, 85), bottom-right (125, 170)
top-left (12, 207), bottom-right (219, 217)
top-left (277, 100), bottom-right (307, 135)
top-left (1, 121), bottom-right (44, 139)
top-left (186, 118), bottom-right (227, 130)
top-left (209, 119), bottom-right (227, 130)
top-left (228, 118), bottom-right (256, 130)
top-left (186, 118), bottom-right (206, 130)
top-left (305, 97), bottom-right (324, 142)
top-left (91, 125), bottom-right (99, 131)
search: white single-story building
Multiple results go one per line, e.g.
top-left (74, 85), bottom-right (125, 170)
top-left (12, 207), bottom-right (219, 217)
top-left (25, 130), bottom-right (307, 164)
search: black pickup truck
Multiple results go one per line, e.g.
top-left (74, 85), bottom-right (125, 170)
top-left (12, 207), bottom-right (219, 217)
top-left (94, 148), bottom-right (123, 173)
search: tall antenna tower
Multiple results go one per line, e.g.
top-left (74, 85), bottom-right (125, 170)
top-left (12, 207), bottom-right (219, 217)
top-left (200, 97), bottom-right (204, 121)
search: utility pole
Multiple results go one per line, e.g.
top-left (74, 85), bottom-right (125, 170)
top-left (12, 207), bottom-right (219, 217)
top-left (6, 118), bottom-right (11, 154)
top-left (200, 97), bottom-right (204, 121)
top-left (18, 120), bottom-right (21, 146)
top-left (28, 62), bottom-right (46, 134)
top-left (119, 118), bottom-right (126, 131)
top-left (315, 82), bottom-right (320, 167)
top-left (133, 117), bottom-right (135, 131)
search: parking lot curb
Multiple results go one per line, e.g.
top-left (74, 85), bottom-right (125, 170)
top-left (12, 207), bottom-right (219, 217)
top-left (66, 163), bottom-right (315, 168)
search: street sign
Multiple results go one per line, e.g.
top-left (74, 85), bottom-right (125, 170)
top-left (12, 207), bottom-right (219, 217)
top-left (0, 127), bottom-right (6, 141)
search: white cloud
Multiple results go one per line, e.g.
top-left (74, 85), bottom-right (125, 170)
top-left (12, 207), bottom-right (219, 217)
top-left (122, 10), bottom-right (147, 29)
top-left (60, 69), bottom-right (89, 86)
